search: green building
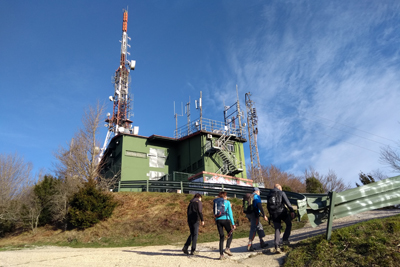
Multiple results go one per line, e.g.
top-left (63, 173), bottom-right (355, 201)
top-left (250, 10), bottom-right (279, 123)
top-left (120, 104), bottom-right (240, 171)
top-left (101, 114), bottom-right (253, 191)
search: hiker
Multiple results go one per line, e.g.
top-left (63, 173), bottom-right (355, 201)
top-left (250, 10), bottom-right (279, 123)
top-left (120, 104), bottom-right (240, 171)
top-left (182, 193), bottom-right (204, 255)
top-left (267, 184), bottom-right (295, 254)
top-left (246, 187), bottom-right (269, 251)
top-left (214, 191), bottom-right (236, 260)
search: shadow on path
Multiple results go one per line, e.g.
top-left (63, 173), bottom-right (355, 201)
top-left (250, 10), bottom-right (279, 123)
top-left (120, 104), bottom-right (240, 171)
top-left (122, 249), bottom-right (216, 260)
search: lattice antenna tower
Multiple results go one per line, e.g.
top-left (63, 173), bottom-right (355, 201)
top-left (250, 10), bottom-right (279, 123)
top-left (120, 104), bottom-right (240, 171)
top-left (245, 92), bottom-right (262, 182)
top-left (99, 9), bottom-right (136, 159)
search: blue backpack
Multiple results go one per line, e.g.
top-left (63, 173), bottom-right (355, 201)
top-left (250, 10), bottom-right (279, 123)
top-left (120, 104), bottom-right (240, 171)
top-left (213, 198), bottom-right (227, 218)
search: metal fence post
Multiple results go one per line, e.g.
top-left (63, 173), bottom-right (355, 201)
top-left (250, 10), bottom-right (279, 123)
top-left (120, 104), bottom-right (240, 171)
top-left (146, 180), bottom-right (149, 192)
top-left (180, 181), bottom-right (183, 193)
top-left (222, 184), bottom-right (224, 191)
top-left (326, 191), bottom-right (336, 241)
top-left (118, 181), bottom-right (121, 192)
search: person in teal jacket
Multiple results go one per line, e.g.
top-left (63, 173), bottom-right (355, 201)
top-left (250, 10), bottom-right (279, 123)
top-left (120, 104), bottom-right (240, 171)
top-left (215, 191), bottom-right (236, 260)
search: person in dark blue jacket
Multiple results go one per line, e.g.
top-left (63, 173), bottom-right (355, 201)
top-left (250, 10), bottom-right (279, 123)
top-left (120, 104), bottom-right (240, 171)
top-left (246, 187), bottom-right (269, 251)
top-left (215, 191), bottom-right (236, 260)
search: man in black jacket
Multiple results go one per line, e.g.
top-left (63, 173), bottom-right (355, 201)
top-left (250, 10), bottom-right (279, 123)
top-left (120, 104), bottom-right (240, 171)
top-left (182, 193), bottom-right (204, 255)
top-left (267, 184), bottom-right (295, 253)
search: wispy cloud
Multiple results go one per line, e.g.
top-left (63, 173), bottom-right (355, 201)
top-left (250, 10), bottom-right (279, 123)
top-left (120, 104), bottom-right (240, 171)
top-left (215, 1), bottom-right (400, 184)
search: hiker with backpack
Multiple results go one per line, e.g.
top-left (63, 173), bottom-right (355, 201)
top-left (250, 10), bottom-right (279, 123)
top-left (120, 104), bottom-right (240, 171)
top-left (243, 187), bottom-right (269, 251)
top-left (182, 193), bottom-right (204, 255)
top-left (267, 184), bottom-right (295, 254)
top-left (213, 191), bottom-right (236, 260)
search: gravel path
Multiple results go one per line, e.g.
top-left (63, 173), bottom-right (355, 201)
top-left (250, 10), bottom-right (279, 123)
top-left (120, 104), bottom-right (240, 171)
top-left (1, 210), bottom-right (399, 267)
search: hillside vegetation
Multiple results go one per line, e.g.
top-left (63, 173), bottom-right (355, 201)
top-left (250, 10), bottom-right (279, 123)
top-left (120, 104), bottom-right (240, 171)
top-left (284, 213), bottom-right (400, 267)
top-left (0, 192), bottom-right (306, 249)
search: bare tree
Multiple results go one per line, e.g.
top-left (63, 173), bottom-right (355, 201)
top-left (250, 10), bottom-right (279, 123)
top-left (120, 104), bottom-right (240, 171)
top-left (0, 153), bottom-right (34, 222)
top-left (49, 176), bottom-right (82, 231)
top-left (380, 143), bottom-right (400, 174)
top-left (260, 164), bottom-right (306, 192)
top-left (51, 102), bottom-right (116, 228)
top-left (54, 101), bottom-right (106, 184)
top-left (368, 169), bottom-right (389, 181)
top-left (20, 188), bottom-right (42, 233)
top-left (304, 167), bottom-right (350, 193)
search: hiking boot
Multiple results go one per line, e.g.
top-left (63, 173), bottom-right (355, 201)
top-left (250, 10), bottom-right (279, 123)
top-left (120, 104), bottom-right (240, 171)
top-left (281, 240), bottom-right (290, 246)
top-left (182, 246), bottom-right (189, 255)
top-left (191, 250), bottom-right (199, 255)
top-left (224, 248), bottom-right (233, 256)
top-left (260, 241), bottom-right (269, 248)
top-left (271, 247), bottom-right (281, 254)
top-left (247, 244), bottom-right (255, 251)
top-left (219, 254), bottom-right (227, 260)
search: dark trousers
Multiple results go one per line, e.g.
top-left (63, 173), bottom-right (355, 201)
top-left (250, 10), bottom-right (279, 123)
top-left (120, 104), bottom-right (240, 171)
top-left (184, 221), bottom-right (199, 252)
top-left (272, 212), bottom-right (292, 249)
top-left (216, 219), bottom-right (233, 255)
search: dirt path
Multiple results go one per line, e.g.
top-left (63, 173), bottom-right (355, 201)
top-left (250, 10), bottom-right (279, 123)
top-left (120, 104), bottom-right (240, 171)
top-left (1, 210), bottom-right (399, 267)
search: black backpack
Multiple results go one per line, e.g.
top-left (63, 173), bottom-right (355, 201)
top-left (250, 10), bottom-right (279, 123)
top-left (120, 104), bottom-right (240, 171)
top-left (213, 198), bottom-right (227, 218)
top-left (242, 193), bottom-right (255, 214)
top-left (267, 190), bottom-right (284, 215)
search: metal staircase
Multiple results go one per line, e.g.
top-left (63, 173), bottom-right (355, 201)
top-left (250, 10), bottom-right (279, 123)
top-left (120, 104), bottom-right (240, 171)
top-left (209, 132), bottom-right (243, 176)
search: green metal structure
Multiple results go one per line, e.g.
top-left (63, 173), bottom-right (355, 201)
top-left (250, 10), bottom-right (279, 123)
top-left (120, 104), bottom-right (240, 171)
top-left (100, 129), bottom-right (248, 191)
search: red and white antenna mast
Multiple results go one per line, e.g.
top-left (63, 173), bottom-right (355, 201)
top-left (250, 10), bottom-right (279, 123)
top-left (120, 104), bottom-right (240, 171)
top-left (100, 9), bottom-right (136, 159)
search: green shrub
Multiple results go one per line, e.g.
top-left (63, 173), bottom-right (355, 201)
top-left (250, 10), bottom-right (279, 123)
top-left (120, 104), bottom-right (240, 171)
top-left (33, 175), bottom-right (60, 226)
top-left (306, 177), bottom-right (324, 193)
top-left (0, 220), bottom-right (16, 237)
top-left (68, 181), bottom-right (117, 229)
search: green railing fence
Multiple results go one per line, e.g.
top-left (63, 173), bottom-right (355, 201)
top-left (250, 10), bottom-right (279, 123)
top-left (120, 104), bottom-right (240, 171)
top-left (118, 175), bottom-right (400, 240)
top-left (118, 179), bottom-right (307, 218)
top-left (306, 175), bottom-right (400, 240)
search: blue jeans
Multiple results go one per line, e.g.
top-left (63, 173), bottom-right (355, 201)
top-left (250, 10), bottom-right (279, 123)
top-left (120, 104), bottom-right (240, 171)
top-left (246, 212), bottom-right (265, 242)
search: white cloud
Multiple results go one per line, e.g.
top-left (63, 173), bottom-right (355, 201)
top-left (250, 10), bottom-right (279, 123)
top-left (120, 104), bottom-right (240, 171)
top-left (214, 1), bottom-right (400, 185)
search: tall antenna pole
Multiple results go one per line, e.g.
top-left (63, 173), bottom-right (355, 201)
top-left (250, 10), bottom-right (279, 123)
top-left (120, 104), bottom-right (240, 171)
top-left (186, 97), bottom-right (191, 135)
top-left (174, 102), bottom-right (183, 138)
top-left (245, 92), bottom-right (262, 183)
top-left (199, 91), bottom-right (202, 130)
top-left (236, 85), bottom-right (243, 137)
top-left (99, 9), bottom-right (136, 160)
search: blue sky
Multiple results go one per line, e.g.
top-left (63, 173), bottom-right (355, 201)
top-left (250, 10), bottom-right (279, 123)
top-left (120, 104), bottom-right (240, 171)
top-left (1, 1), bottom-right (399, 187)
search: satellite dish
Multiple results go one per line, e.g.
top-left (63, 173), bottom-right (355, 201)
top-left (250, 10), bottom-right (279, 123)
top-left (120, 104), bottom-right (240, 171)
top-left (118, 127), bottom-right (125, 133)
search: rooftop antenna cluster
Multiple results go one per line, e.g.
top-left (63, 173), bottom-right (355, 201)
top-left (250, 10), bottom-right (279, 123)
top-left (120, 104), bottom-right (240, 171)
top-left (223, 85), bottom-right (245, 137)
top-left (100, 9), bottom-right (136, 159)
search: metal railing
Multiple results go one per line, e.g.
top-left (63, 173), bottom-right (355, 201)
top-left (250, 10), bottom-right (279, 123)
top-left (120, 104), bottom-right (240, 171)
top-left (306, 175), bottom-right (400, 240)
top-left (174, 117), bottom-right (246, 139)
top-left (118, 175), bottom-right (400, 241)
top-left (118, 179), bottom-right (306, 213)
